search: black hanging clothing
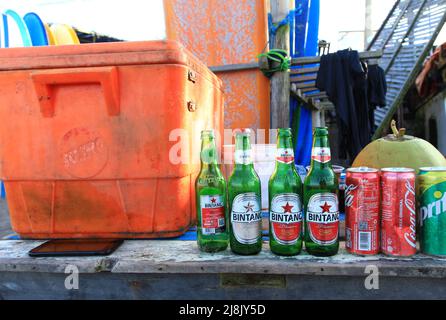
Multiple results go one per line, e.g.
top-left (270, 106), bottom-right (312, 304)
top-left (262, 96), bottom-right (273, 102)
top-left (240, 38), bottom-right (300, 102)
top-left (316, 49), bottom-right (371, 160)
top-left (367, 65), bottom-right (387, 133)
top-left (353, 60), bottom-right (371, 154)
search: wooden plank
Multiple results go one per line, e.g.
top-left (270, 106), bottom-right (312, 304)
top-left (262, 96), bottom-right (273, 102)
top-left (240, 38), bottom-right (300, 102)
top-left (291, 50), bottom-right (383, 66)
top-left (305, 91), bottom-right (328, 99)
top-left (320, 102), bottom-right (335, 111)
top-left (290, 86), bottom-right (319, 111)
top-left (290, 49), bottom-right (382, 122)
top-left (300, 87), bottom-right (318, 93)
top-left (312, 109), bottom-right (322, 127)
top-left (294, 81), bottom-right (316, 89)
top-left (290, 74), bottom-right (317, 83)
top-left (1, 240), bottom-right (446, 277)
top-left (2, 240), bottom-right (446, 299)
top-left (290, 66), bottom-right (319, 75)
top-left (270, 0), bottom-right (291, 129)
top-left (3, 271), bottom-right (446, 300)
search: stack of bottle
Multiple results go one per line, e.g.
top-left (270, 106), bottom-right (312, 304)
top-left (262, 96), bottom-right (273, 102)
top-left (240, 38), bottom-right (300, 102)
top-left (196, 127), bottom-right (446, 258)
top-left (196, 127), bottom-right (340, 257)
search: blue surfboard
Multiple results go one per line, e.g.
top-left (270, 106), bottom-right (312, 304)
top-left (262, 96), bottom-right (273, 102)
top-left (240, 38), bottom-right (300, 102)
top-left (1, 14), bottom-right (8, 48)
top-left (24, 12), bottom-right (48, 46)
top-left (3, 9), bottom-right (32, 47)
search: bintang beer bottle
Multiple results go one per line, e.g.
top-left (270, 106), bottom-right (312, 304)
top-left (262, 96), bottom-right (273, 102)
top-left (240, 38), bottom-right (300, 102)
top-left (269, 128), bottom-right (303, 256)
top-left (345, 167), bottom-right (381, 255)
top-left (229, 129), bottom-right (263, 255)
top-left (304, 127), bottom-right (340, 256)
top-left (195, 130), bottom-right (228, 253)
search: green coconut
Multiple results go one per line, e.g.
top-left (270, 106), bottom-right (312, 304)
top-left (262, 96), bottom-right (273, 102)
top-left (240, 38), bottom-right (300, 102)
top-left (352, 120), bottom-right (446, 172)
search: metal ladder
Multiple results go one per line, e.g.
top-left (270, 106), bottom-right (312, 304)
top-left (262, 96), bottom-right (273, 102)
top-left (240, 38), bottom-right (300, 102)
top-left (369, 0), bottom-right (446, 138)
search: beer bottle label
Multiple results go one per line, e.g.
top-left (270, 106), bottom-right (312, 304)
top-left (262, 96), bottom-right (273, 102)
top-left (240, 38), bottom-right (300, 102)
top-left (231, 193), bottom-right (262, 244)
top-left (307, 193), bottom-right (339, 245)
top-left (270, 194), bottom-right (302, 245)
top-left (311, 147), bottom-right (331, 164)
top-left (200, 195), bottom-right (226, 235)
top-left (276, 148), bottom-right (294, 164)
top-left (234, 150), bottom-right (253, 165)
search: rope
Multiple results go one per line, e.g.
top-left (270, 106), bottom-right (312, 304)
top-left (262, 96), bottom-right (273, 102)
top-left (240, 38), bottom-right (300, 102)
top-left (258, 49), bottom-right (291, 78)
top-left (261, 9), bottom-right (296, 77)
top-left (268, 11), bottom-right (294, 49)
top-left (269, 12), bottom-right (292, 36)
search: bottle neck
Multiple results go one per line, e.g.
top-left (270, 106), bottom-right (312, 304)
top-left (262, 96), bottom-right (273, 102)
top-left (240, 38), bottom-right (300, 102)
top-left (234, 135), bottom-right (254, 170)
top-left (200, 136), bottom-right (219, 171)
top-left (309, 134), bottom-right (332, 170)
top-left (275, 135), bottom-right (295, 171)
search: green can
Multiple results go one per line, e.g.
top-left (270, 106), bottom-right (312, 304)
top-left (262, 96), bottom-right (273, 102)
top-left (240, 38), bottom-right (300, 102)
top-left (418, 167), bottom-right (446, 256)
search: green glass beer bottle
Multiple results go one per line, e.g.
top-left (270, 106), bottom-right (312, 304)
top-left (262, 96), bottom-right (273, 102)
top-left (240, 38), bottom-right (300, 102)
top-left (304, 127), bottom-right (339, 257)
top-left (269, 128), bottom-right (303, 256)
top-left (195, 130), bottom-right (228, 253)
top-left (228, 129), bottom-right (263, 255)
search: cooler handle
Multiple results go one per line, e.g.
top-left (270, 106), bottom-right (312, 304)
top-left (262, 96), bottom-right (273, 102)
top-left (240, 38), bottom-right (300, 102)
top-left (31, 66), bottom-right (120, 118)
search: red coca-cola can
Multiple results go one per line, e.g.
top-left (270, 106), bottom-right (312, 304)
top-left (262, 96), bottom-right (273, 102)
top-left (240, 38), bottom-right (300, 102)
top-left (345, 167), bottom-right (380, 255)
top-left (381, 168), bottom-right (417, 257)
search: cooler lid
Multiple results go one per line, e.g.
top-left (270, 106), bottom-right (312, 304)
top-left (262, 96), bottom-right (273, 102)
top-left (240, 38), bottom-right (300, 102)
top-left (0, 40), bottom-right (222, 89)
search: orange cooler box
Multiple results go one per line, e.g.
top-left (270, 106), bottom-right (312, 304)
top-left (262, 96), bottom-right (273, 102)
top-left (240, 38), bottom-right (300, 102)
top-left (0, 40), bottom-right (224, 239)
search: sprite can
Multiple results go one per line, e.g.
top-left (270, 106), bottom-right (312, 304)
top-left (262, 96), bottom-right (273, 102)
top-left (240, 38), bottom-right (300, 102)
top-left (418, 167), bottom-right (446, 256)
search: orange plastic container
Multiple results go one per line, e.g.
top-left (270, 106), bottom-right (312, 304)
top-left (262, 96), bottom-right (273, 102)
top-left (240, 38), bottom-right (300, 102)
top-left (0, 40), bottom-right (224, 239)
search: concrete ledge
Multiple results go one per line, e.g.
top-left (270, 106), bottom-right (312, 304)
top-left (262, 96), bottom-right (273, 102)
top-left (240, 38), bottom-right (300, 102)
top-left (1, 240), bottom-right (446, 277)
top-left (1, 240), bottom-right (446, 299)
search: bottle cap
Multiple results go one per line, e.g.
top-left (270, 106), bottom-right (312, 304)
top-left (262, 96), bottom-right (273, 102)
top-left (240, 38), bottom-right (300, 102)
top-left (314, 127), bottom-right (329, 136)
top-left (201, 130), bottom-right (215, 138)
top-left (277, 128), bottom-right (292, 137)
top-left (236, 128), bottom-right (252, 137)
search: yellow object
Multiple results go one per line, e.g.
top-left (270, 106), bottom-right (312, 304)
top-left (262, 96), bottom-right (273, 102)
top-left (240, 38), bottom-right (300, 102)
top-left (50, 24), bottom-right (80, 45)
top-left (44, 23), bottom-right (56, 45)
top-left (353, 121), bottom-right (446, 172)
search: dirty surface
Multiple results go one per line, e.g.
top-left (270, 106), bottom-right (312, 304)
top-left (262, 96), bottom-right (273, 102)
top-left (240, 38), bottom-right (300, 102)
top-left (0, 240), bottom-right (446, 278)
top-left (164, 0), bottom-right (270, 132)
